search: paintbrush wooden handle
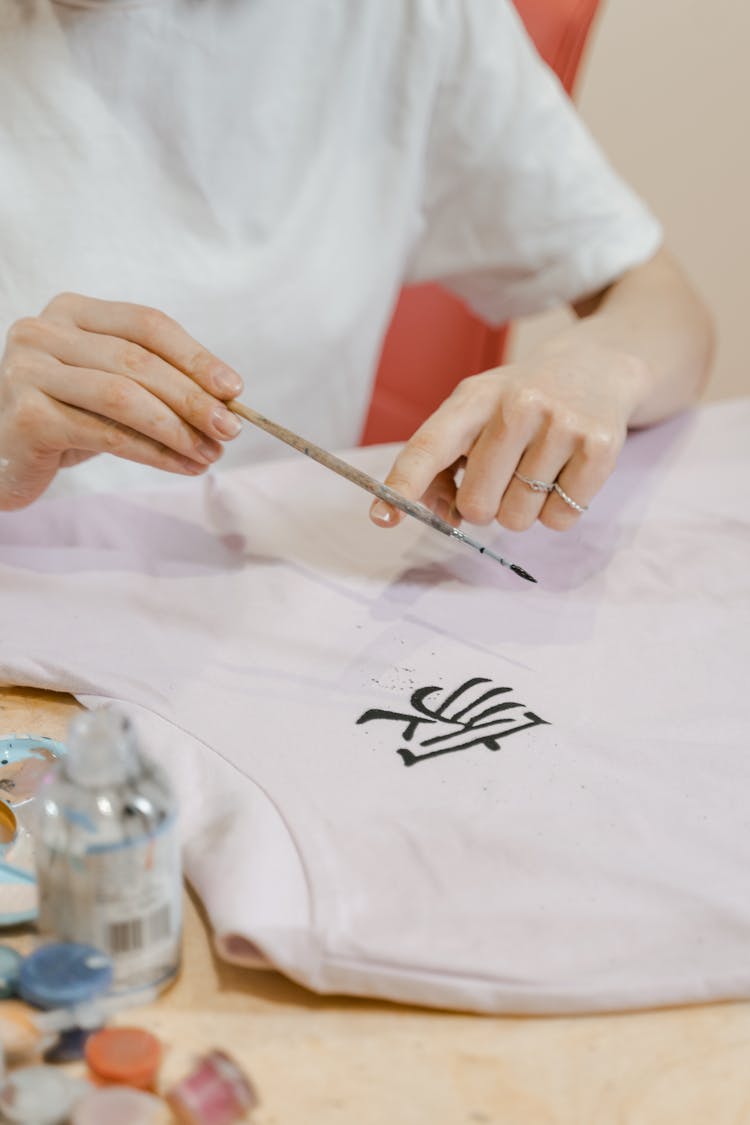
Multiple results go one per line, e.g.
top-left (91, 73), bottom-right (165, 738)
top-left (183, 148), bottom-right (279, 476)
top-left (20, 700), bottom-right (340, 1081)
top-left (227, 399), bottom-right (455, 537)
top-left (225, 399), bottom-right (536, 581)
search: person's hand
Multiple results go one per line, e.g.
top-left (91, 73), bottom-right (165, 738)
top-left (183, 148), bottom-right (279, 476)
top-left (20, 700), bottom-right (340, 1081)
top-left (370, 343), bottom-right (647, 533)
top-left (0, 293), bottom-right (244, 509)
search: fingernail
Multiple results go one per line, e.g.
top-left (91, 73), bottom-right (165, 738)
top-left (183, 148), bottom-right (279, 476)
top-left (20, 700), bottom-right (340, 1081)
top-left (180, 458), bottom-right (208, 475)
top-left (213, 405), bottom-right (242, 439)
top-left (214, 367), bottom-right (243, 397)
top-left (370, 499), bottom-right (397, 525)
top-left (196, 439), bottom-right (220, 463)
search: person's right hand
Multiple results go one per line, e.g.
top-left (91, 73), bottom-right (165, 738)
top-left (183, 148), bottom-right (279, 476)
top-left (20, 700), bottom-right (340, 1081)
top-left (0, 292), bottom-right (245, 510)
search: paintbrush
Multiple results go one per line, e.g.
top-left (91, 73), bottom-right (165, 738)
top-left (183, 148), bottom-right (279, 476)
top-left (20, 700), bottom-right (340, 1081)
top-left (227, 400), bottom-right (537, 583)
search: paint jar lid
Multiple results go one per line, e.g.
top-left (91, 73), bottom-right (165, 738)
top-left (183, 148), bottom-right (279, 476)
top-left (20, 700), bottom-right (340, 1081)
top-left (64, 711), bottom-right (139, 788)
top-left (167, 1050), bottom-right (258, 1125)
top-left (85, 1026), bottom-right (162, 1089)
top-left (71, 1086), bottom-right (171, 1125)
top-left (0, 1000), bottom-right (44, 1059)
top-left (0, 947), bottom-right (23, 1000)
top-left (18, 944), bottom-right (113, 1010)
top-left (0, 1064), bottom-right (89, 1124)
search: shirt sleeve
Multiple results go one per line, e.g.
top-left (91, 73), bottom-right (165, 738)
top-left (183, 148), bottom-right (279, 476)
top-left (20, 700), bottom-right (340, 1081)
top-left (405, 0), bottom-right (663, 324)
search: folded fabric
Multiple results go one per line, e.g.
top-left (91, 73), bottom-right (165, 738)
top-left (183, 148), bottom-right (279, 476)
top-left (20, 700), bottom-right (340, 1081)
top-left (0, 400), bottom-right (748, 1013)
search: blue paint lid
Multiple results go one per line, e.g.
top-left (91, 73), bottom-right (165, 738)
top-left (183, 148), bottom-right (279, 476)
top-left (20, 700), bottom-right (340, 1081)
top-left (18, 943), bottom-right (113, 1010)
top-left (0, 943), bottom-right (23, 998)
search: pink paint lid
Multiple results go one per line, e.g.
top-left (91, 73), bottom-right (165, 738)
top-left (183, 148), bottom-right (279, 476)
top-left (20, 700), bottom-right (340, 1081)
top-left (167, 1051), bottom-right (258, 1125)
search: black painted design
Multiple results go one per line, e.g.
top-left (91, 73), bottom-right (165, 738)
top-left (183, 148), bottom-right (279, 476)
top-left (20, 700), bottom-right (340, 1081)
top-left (357, 676), bottom-right (550, 766)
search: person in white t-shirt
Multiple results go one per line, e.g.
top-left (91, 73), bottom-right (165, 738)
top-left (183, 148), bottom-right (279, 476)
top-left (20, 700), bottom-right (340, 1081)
top-left (0, 0), bottom-right (712, 531)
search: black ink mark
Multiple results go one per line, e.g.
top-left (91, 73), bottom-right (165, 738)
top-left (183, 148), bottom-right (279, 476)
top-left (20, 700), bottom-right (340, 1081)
top-left (357, 677), bottom-right (550, 767)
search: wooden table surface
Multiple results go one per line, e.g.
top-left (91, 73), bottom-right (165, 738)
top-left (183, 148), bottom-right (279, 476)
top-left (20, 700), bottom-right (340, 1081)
top-left (2, 685), bottom-right (749, 1125)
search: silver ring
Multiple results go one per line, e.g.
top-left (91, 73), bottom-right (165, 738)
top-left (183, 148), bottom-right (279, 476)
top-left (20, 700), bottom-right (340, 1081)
top-left (513, 471), bottom-right (554, 494)
top-left (553, 482), bottom-right (588, 513)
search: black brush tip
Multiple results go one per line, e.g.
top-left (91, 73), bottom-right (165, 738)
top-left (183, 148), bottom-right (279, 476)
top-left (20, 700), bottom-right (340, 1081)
top-left (510, 564), bottom-right (537, 584)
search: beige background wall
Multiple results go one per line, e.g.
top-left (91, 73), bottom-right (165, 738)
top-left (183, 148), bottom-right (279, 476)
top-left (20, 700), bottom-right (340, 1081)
top-left (510, 0), bottom-right (749, 403)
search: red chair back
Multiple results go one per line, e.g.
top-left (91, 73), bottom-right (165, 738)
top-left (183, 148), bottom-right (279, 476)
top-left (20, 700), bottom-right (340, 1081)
top-left (360, 0), bottom-right (602, 445)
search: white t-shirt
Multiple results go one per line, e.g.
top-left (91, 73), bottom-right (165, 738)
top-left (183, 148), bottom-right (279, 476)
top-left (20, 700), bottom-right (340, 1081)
top-left (0, 0), bottom-right (661, 495)
top-left (0, 399), bottom-right (747, 1013)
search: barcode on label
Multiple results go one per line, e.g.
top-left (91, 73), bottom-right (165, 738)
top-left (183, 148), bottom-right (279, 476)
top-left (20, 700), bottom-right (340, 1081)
top-left (106, 904), bottom-right (172, 955)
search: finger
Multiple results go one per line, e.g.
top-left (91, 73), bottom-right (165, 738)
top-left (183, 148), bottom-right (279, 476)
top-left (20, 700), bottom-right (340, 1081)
top-left (28, 319), bottom-right (240, 445)
top-left (454, 404), bottom-right (537, 526)
top-left (35, 363), bottom-right (222, 465)
top-left (53, 400), bottom-right (210, 476)
top-left (495, 426), bottom-right (576, 531)
top-left (539, 430), bottom-right (621, 531)
top-left (371, 465), bottom-right (460, 528)
top-left (421, 465), bottom-right (461, 526)
top-left (371, 383), bottom-right (496, 527)
top-left (42, 293), bottom-right (244, 400)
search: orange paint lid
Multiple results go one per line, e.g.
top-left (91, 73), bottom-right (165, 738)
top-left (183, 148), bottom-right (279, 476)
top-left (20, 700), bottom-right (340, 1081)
top-left (85, 1026), bottom-right (162, 1090)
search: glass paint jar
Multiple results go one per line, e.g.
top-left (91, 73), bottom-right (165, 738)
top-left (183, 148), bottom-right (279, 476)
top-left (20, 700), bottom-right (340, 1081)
top-left (34, 710), bottom-right (182, 996)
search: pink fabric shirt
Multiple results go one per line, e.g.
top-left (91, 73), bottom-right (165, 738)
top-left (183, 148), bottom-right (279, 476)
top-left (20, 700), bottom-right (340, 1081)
top-left (0, 399), bottom-right (748, 1013)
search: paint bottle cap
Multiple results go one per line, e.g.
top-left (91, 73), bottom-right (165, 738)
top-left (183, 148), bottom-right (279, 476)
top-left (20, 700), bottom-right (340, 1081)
top-left (0, 1064), bottom-right (89, 1124)
top-left (85, 1026), bottom-right (162, 1090)
top-left (71, 1086), bottom-right (171, 1125)
top-left (0, 947), bottom-right (22, 1000)
top-left (0, 1000), bottom-right (45, 1059)
top-left (19, 944), bottom-right (113, 1010)
top-left (64, 712), bottom-right (139, 788)
top-left (167, 1050), bottom-right (258, 1125)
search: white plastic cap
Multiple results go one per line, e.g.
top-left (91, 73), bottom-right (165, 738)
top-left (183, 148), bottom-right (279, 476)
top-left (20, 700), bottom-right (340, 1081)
top-left (64, 710), bottom-right (140, 788)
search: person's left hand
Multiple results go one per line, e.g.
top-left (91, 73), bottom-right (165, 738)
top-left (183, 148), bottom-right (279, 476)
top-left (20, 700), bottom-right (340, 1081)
top-left (369, 342), bottom-right (647, 532)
